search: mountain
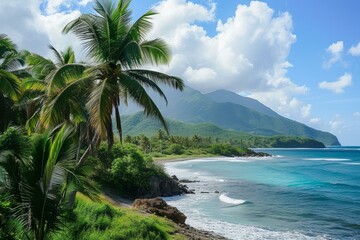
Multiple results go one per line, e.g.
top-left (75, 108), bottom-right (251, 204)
top-left (122, 112), bottom-right (326, 148)
top-left (205, 89), bottom-right (279, 117)
top-left (120, 86), bottom-right (340, 146)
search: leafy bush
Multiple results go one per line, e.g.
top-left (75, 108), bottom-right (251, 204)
top-left (168, 144), bottom-right (184, 155)
top-left (92, 143), bottom-right (167, 197)
top-left (209, 143), bottom-right (246, 157)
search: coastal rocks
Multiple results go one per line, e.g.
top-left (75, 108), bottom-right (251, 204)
top-left (237, 150), bottom-right (271, 157)
top-left (179, 179), bottom-right (200, 183)
top-left (132, 174), bottom-right (195, 198)
top-left (132, 198), bottom-right (187, 224)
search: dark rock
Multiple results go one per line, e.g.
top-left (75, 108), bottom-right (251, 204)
top-left (171, 175), bottom-right (179, 181)
top-left (214, 190), bottom-right (219, 193)
top-left (179, 179), bottom-right (200, 183)
top-left (200, 191), bottom-right (209, 193)
top-left (143, 175), bottom-right (184, 197)
top-left (132, 198), bottom-right (187, 224)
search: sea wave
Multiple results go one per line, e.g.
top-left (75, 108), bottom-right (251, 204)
top-left (341, 162), bottom-right (360, 165)
top-left (219, 193), bottom-right (246, 205)
top-left (304, 158), bottom-right (350, 161)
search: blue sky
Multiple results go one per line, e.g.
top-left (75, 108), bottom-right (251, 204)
top-left (0, 0), bottom-right (359, 145)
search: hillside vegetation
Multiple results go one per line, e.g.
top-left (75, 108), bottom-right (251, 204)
top-left (122, 113), bottom-right (326, 148)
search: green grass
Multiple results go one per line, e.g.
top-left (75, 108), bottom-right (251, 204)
top-left (51, 194), bottom-right (185, 240)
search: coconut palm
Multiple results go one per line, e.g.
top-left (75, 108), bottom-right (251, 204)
top-left (25, 46), bottom-right (90, 132)
top-left (0, 34), bottom-right (27, 131)
top-left (0, 125), bottom-right (98, 240)
top-left (63, 0), bottom-right (184, 147)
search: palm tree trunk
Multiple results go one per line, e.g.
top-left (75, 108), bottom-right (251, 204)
top-left (77, 134), bottom-right (99, 167)
top-left (115, 105), bottom-right (123, 144)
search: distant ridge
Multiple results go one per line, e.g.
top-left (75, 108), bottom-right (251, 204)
top-left (121, 112), bottom-right (326, 148)
top-left (120, 86), bottom-right (340, 146)
top-left (205, 89), bottom-right (279, 117)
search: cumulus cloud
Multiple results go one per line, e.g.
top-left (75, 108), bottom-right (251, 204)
top-left (328, 114), bottom-right (344, 134)
top-left (0, 0), bottom-right (83, 59)
top-left (309, 118), bottom-right (320, 124)
top-left (149, 0), bottom-right (314, 121)
top-left (349, 42), bottom-right (360, 56)
top-left (323, 41), bottom-right (343, 68)
top-left (319, 73), bottom-right (352, 94)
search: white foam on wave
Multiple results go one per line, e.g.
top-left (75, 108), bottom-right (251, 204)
top-left (304, 158), bottom-right (350, 162)
top-left (341, 162), bottom-right (360, 165)
top-left (185, 216), bottom-right (328, 240)
top-left (219, 193), bottom-right (246, 205)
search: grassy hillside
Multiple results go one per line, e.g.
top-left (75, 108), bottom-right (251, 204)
top-left (51, 194), bottom-right (184, 240)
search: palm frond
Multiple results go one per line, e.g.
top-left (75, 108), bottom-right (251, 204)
top-left (0, 69), bottom-right (22, 100)
top-left (87, 77), bottom-right (118, 138)
top-left (49, 45), bottom-right (64, 66)
top-left (122, 71), bottom-right (168, 104)
top-left (140, 38), bottom-right (171, 65)
top-left (126, 69), bottom-right (184, 90)
top-left (46, 64), bottom-right (86, 95)
top-left (119, 74), bottom-right (169, 133)
top-left (63, 14), bottom-right (105, 61)
top-left (41, 74), bottom-right (93, 128)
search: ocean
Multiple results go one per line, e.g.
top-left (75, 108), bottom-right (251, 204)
top-left (163, 147), bottom-right (360, 240)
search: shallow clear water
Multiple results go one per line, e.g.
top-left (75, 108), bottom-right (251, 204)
top-left (164, 147), bottom-right (360, 240)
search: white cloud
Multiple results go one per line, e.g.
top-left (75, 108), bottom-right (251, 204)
top-left (0, 0), bottom-right (84, 60)
top-left (323, 41), bottom-right (343, 68)
top-left (328, 115), bottom-right (343, 134)
top-left (150, 0), bottom-right (313, 121)
top-left (354, 112), bottom-right (360, 117)
top-left (349, 42), bottom-right (360, 56)
top-left (319, 73), bottom-right (352, 94)
top-left (309, 118), bottom-right (320, 124)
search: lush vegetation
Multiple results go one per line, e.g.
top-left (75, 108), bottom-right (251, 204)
top-left (0, 0), bottom-right (185, 239)
top-left (122, 113), bottom-right (326, 149)
top-left (89, 142), bottom-right (167, 197)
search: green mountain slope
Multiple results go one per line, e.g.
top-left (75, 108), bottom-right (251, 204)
top-left (205, 89), bottom-right (279, 117)
top-left (158, 87), bottom-right (340, 146)
top-left (120, 86), bottom-right (340, 146)
top-left (121, 112), bottom-right (325, 148)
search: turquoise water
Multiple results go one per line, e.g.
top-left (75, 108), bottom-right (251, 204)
top-left (164, 147), bottom-right (360, 240)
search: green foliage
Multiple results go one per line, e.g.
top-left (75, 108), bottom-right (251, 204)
top-left (0, 192), bottom-right (26, 240)
top-left (92, 143), bottom-right (167, 197)
top-left (52, 195), bottom-right (177, 240)
top-left (122, 112), bottom-right (326, 148)
top-left (209, 144), bottom-right (245, 157)
top-left (168, 144), bottom-right (184, 155)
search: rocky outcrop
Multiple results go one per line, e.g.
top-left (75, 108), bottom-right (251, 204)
top-left (238, 150), bottom-right (271, 157)
top-left (138, 175), bottom-right (193, 198)
top-left (132, 198), bottom-right (187, 224)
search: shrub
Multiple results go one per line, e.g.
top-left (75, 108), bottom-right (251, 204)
top-left (168, 144), bottom-right (184, 155)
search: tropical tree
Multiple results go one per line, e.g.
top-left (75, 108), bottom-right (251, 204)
top-left (0, 126), bottom-right (98, 240)
top-left (63, 0), bottom-right (184, 148)
top-left (25, 46), bottom-right (89, 132)
top-left (0, 34), bottom-right (26, 131)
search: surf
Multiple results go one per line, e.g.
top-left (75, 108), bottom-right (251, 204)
top-left (219, 193), bottom-right (247, 205)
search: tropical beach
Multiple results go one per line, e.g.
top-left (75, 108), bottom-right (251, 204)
top-left (1, 0), bottom-right (360, 239)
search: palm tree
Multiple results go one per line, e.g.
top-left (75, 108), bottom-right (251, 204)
top-left (0, 34), bottom-right (26, 131)
top-left (25, 46), bottom-right (89, 132)
top-left (0, 126), bottom-right (98, 240)
top-left (63, 0), bottom-right (184, 148)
